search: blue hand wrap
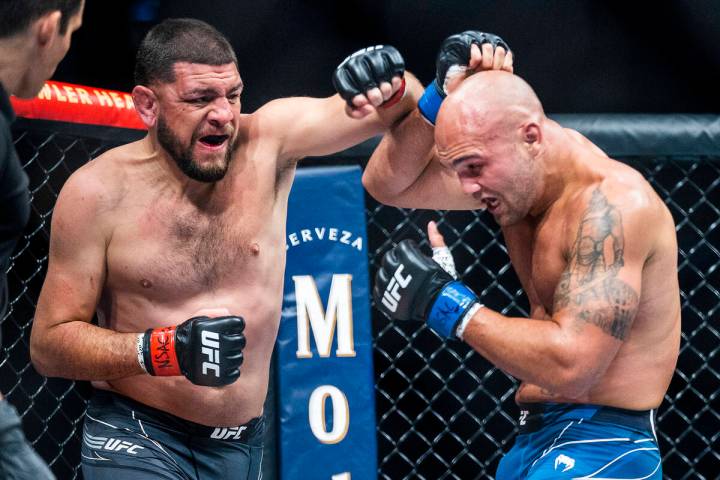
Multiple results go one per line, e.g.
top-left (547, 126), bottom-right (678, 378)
top-left (427, 281), bottom-right (479, 338)
top-left (417, 81), bottom-right (444, 125)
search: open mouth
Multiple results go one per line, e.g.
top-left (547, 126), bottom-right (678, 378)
top-left (484, 197), bottom-right (499, 211)
top-left (198, 134), bottom-right (229, 148)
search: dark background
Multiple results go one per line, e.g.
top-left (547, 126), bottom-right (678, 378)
top-left (54, 0), bottom-right (720, 114)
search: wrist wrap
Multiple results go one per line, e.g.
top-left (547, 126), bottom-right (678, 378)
top-left (417, 81), bottom-right (444, 125)
top-left (142, 327), bottom-right (181, 376)
top-left (455, 303), bottom-right (483, 340)
top-left (427, 281), bottom-right (479, 338)
top-left (136, 333), bottom-right (148, 373)
top-left (380, 77), bottom-right (407, 109)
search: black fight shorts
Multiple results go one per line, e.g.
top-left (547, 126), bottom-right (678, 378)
top-left (81, 390), bottom-right (264, 480)
top-left (0, 398), bottom-right (55, 479)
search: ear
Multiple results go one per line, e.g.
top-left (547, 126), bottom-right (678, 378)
top-left (523, 122), bottom-right (542, 155)
top-left (132, 85), bottom-right (159, 128)
top-left (34, 11), bottom-right (62, 47)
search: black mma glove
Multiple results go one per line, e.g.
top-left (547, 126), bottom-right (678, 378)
top-left (139, 315), bottom-right (246, 387)
top-left (373, 240), bottom-right (482, 339)
top-left (418, 31), bottom-right (511, 124)
top-left (333, 45), bottom-right (406, 108)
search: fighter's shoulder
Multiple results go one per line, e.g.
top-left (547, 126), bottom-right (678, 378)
top-left (242, 97), bottom-right (316, 152)
top-left (233, 101), bottom-right (292, 144)
top-left (256, 95), bottom-right (315, 112)
top-left (255, 94), bottom-right (336, 126)
top-left (55, 142), bottom-right (132, 217)
top-left (583, 162), bottom-right (674, 246)
top-left (598, 161), bottom-right (665, 216)
top-left (251, 97), bottom-right (310, 127)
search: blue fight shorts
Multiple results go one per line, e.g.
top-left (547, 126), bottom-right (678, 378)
top-left (81, 390), bottom-right (264, 480)
top-left (495, 403), bottom-right (661, 479)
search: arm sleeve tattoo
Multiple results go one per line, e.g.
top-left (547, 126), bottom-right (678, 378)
top-left (553, 189), bottom-right (639, 340)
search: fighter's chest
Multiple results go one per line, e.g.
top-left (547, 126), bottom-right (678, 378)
top-left (107, 197), bottom-right (283, 295)
top-left (503, 219), bottom-right (570, 314)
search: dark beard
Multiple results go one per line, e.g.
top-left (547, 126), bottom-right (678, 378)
top-left (156, 117), bottom-right (232, 183)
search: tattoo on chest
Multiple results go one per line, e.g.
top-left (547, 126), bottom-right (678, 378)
top-left (553, 189), bottom-right (639, 340)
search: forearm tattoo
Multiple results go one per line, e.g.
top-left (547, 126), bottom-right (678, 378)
top-left (553, 189), bottom-right (639, 340)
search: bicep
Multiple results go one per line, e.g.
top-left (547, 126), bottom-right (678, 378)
top-left (34, 177), bottom-right (108, 331)
top-left (553, 266), bottom-right (641, 343)
top-left (552, 188), bottom-right (647, 363)
top-left (377, 154), bottom-right (485, 210)
top-left (550, 259), bottom-right (641, 388)
top-left (260, 96), bottom-right (384, 161)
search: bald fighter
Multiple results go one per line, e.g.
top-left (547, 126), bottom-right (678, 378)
top-left (365, 45), bottom-right (679, 477)
top-left (28, 18), bottom-right (435, 479)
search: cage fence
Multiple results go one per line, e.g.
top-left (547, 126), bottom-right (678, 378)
top-left (3, 115), bottom-right (719, 479)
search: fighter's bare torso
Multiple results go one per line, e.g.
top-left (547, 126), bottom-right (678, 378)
top-left (504, 153), bottom-right (680, 410)
top-left (88, 125), bottom-right (295, 426)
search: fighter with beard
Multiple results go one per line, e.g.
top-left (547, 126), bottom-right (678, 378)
top-left (27, 18), bottom-right (506, 479)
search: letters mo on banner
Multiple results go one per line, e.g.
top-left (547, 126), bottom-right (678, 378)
top-left (278, 166), bottom-right (378, 480)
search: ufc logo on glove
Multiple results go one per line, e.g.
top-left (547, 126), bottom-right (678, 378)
top-left (201, 330), bottom-right (221, 377)
top-left (380, 265), bottom-right (412, 312)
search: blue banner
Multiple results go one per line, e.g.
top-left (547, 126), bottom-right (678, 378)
top-left (277, 166), bottom-right (378, 480)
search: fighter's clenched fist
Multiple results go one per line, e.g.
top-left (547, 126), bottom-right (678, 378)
top-left (419, 30), bottom-right (513, 124)
top-left (333, 45), bottom-right (406, 118)
top-left (373, 239), bottom-right (482, 339)
top-left (140, 315), bottom-right (246, 387)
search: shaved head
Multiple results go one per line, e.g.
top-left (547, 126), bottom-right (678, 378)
top-left (434, 72), bottom-right (548, 226)
top-left (437, 71), bottom-right (544, 145)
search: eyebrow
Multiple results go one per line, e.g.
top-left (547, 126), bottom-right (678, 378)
top-left (186, 82), bottom-right (243, 97)
top-left (451, 155), bottom-right (478, 169)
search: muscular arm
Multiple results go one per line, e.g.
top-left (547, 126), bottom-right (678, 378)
top-left (461, 187), bottom-right (649, 398)
top-left (362, 110), bottom-right (482, 210)
top-left (30, 167), bottom-right (144, 380)
top-left (256, 73), bottom-right (424, 162)
top-left (362, 41), bottom-right (512, 210)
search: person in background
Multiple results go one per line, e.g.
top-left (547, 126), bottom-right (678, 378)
top-left (0, 1), bottom-right (85, 478)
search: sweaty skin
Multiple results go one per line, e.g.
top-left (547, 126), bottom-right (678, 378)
top-left (31, 61), bottom-right (422, 426)
top-left (364, 71), bottom-right (680, 410)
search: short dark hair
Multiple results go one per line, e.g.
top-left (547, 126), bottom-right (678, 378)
top-left (134, 18), bottom-right (238, 86)
top-left (0, 0), bottom-right (83, 38)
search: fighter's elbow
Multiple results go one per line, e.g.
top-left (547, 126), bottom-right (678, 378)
top-left (30, 341), bottom-right (50, 377)
top-left (362, 171), bottom-right (403, 207)
top-left (29, 327), bottom-right (58, 377)
top-left (550, 368), bottom-right (597, 399)
top-left (542, 342), bottom-right (599, 398)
